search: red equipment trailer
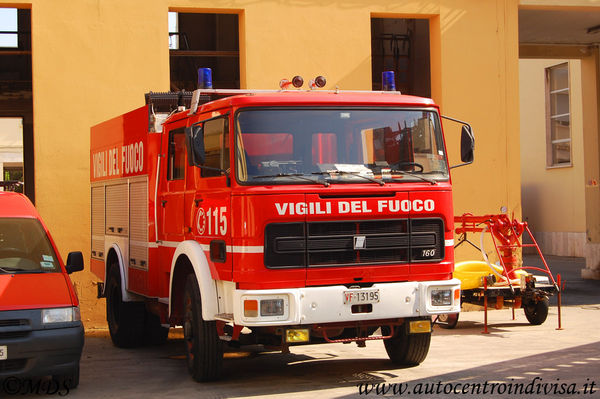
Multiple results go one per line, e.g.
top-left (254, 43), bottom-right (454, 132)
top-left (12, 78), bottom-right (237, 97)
top-left (437, 213), bottom-right (560, 329)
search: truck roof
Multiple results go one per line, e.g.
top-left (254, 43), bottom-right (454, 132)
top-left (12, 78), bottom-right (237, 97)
top-left (169, 90), bottom-right (438, 122)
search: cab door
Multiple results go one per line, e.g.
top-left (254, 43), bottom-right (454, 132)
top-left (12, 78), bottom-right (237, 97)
top-left (186, 114), bottom-right (233, 281)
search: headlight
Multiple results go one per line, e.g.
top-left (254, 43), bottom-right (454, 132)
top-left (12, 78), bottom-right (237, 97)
top-left (42, 307), bottom-right (80, 324)
top-left (431, 289), bottom-right (452, 306)
top-left (243, 296), bottom-right (288, 318)
top-left (260, 299), bottom-right (284, 316)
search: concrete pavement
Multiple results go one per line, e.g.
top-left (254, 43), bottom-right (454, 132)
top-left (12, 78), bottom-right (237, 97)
top-left (3, 255), bottom-right (599, 398)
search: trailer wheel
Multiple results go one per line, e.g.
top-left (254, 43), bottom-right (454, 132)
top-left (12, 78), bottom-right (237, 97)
top-left (382, 323), bottom-right (431, 366)
top-left (183, 274), bottom-right (223, 382)
top-left (437, 313), bottom-right (459, 329)
top-left (143, 310), bottom-right (169, 346)
top-left (106, 265), bottom-right (145, 348)
top-left (523, 297), bottom-right (549, 325)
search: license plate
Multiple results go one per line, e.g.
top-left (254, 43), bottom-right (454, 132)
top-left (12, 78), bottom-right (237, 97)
top-left (343, 289), bottom-right (380, 305)
top-left (0, 345), bottom-right (6, 360)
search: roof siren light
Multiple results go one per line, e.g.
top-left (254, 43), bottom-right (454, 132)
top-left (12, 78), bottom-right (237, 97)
top-left (280, 76), bottom-right (304, 90)
top-left (292, 75), bottom-right (304, 88)
top-left (382, 71), bottom-right (396, 91)
top-left (309, 76), bottom-right (327, 90)
top-left (198, 67), bottom-right (213, 89)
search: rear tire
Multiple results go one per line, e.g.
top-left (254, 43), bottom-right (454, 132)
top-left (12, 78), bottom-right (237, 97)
top-left (183, 274), bottom-right (223, 382)
top-left (383, 321), bottom-right (431, 366)
top-left (106, 265), bottom-right (145, 348)
top-left (523, 297), bottom-right (549, 325)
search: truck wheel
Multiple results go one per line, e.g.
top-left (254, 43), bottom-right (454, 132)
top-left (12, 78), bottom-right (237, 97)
top-left (523, 297), bottom-right (549, 325)
top-left (53, 365), bottom-right (79, 389)
top-left (144, 310), bottom-right (169, 346)
top-left (183, 274), bottom-right (223, 382)
top-left (106, 265), bottom-right (145, 348)
top-left (437, 313), bottom-right (459, 329)
top-left (382, 324), bottom-right (431, 366)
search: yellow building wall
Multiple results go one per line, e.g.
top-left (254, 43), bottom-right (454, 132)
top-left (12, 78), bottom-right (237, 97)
top-left (5, 0), bottom-right (520, 328)
top-left (519, 59), bottom-right (586, 255)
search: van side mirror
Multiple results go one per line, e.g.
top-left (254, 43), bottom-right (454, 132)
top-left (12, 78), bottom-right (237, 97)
top-left (185, 123), bottom-right (206, 166)
top-left (460, 125), bottom-right (475, 164)
top-left (65, 251), bottom-right (84, 274)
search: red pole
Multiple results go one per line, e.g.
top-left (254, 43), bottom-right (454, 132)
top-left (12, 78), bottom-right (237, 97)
top-left (482, 278), bottom-right (489, 334)
top-left (556, 273), bottom-right (563, 330)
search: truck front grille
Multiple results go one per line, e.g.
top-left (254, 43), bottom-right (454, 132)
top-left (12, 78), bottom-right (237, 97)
top-left (265, 218), bottom-right (444, 268)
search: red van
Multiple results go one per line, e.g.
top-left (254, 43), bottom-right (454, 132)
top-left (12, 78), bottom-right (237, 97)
top-left (0, 191), bottom-right (84, 388)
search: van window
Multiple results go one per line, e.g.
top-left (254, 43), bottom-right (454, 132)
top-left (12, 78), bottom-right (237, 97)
top-left (0, 218), bottom-right (59, 273)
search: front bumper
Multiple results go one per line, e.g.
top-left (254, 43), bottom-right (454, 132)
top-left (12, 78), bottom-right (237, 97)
top-left (233, 279), bottom-right (461, 326)
top-left (0, 309), bottom-right (84, 378)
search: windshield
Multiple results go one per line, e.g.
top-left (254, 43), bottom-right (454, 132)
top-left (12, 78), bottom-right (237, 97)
top-left (235, 108), bottom-right (448, 185)
top-left (0, 218), bottom-right (60, 274)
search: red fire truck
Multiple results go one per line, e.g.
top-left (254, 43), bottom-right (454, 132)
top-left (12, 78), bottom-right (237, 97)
top-left (90, 75), bottom-right (474, 381)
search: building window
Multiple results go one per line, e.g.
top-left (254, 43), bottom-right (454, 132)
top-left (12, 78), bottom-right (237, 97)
top-left (168, 12), bottom-right (179, 50)
top-left (546, 63), bottom-right (571, 167)
top-left (0, 8), bottom-right (18, 48)
top-left (371, 18), bottom-right (430, 97)
top-left (168, 12), bottom-right (240, 91)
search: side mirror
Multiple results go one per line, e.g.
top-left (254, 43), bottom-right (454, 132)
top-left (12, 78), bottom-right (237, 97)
top-left (65, 251), bottom-right (84, 274)
top-left (460, 125), bottom-right (475, 163)
top-left (185, 123), bottom-right (206, 166)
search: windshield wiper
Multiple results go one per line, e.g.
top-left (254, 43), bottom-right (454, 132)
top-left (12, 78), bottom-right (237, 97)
top-left (389, 170), bottom-right (437, 185)
top-left (0, 266), bottom-right (42, 274)
top-left (252, 173), bottom-right (330, 187)
top-left (312, 171), bottom-right (385, 186)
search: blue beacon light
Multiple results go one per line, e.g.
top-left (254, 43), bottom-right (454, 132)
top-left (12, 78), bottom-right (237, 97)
top-left (382, 71), bottom-right (396, 91)
top-left (198, 68), bottom-right (213, 89)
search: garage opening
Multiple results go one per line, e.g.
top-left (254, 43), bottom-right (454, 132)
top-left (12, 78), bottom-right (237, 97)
top-left (371, 18), bottom-right (431, 98)
top-left (169, 12), bottom-right (240, 91)
top-left (0, 8), bottom-right (32, 201)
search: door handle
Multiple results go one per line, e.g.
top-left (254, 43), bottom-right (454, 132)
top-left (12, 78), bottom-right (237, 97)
top-left (161, 200), bottom-right (167, 207)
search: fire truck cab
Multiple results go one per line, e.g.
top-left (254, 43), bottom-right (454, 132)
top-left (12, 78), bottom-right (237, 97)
top-left (90, 80), bottom-right (474, 381)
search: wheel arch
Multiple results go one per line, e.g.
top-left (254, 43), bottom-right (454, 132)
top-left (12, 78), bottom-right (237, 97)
top-left (104, 244), bottom-right (140, 302)
top-left (169, 240), bottom-right (219, 323)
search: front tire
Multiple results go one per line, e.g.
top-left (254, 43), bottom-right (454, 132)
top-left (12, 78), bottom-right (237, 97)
top-left (383, 321), bottom-right (431, 366)
top-left (183, 274), bottom-right (223, 382)
top-left (523, 297), bottom-right (549, 325)
top-left (106, 265), bottom-right (145, 348)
